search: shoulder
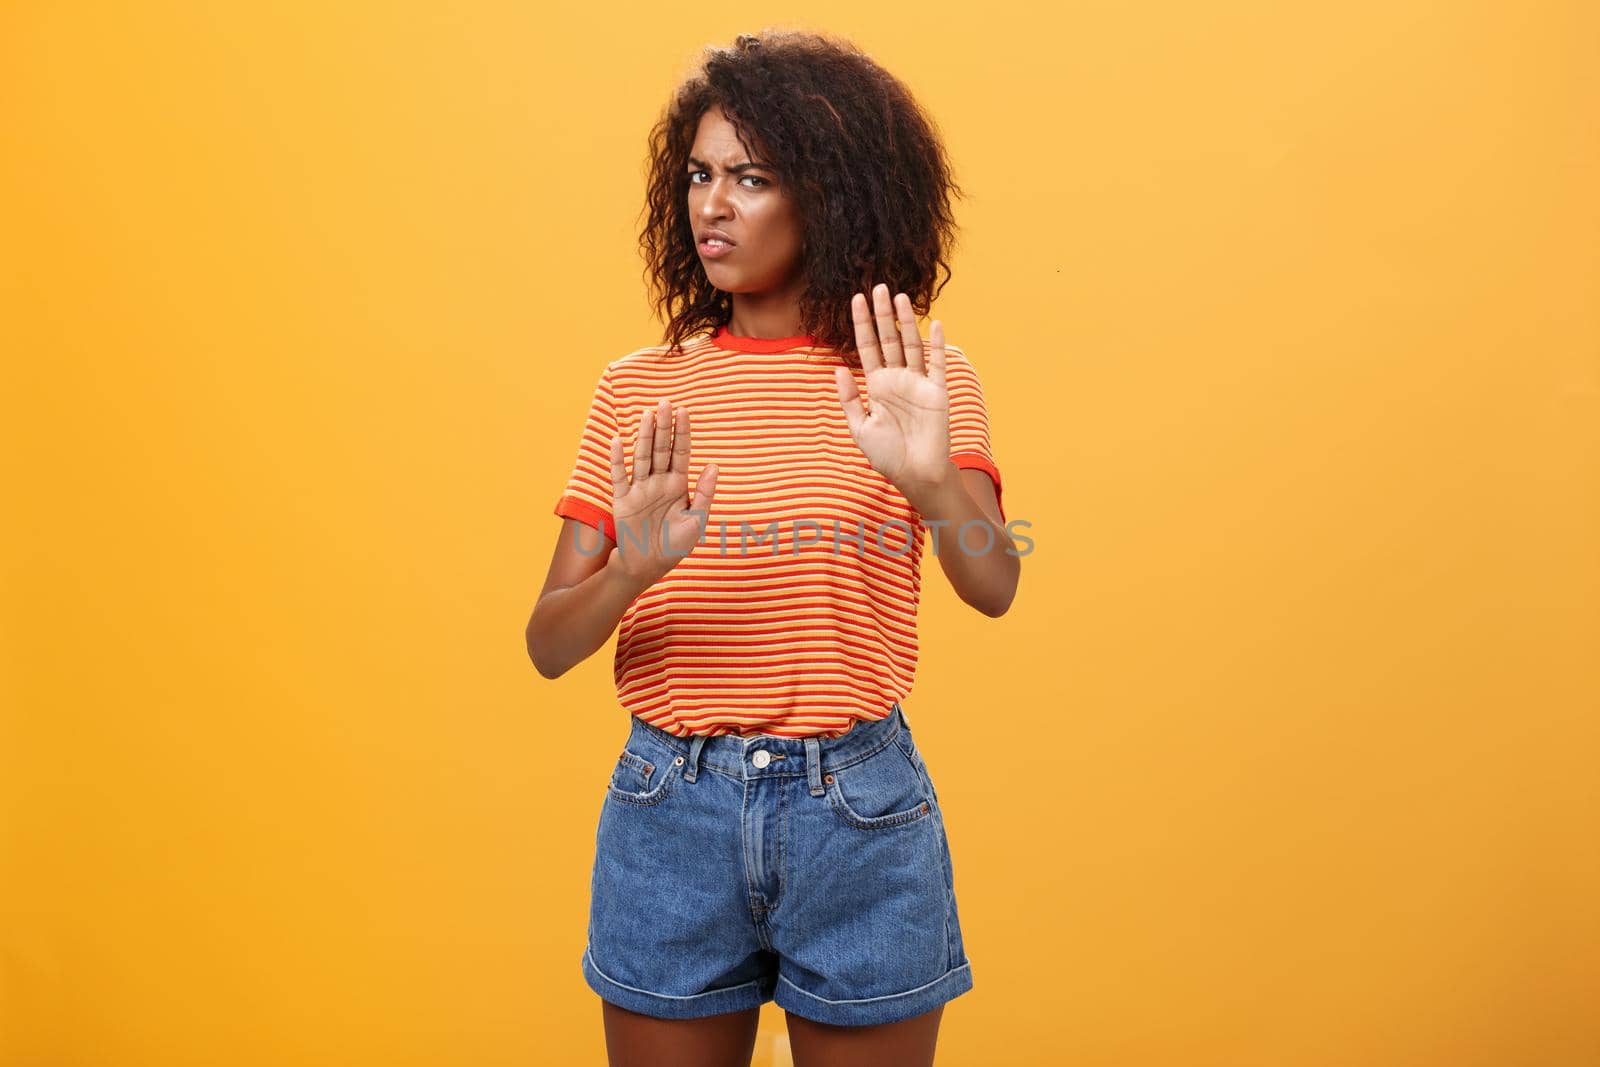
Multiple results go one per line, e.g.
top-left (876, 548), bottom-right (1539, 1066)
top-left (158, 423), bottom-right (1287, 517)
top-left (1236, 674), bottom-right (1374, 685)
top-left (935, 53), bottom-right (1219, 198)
top-left (939, 341), bottom-right (985, 386)
top-left (604, 336), bottom-right (714, 377)
top-left (940, 340), bottom-right (978, 371)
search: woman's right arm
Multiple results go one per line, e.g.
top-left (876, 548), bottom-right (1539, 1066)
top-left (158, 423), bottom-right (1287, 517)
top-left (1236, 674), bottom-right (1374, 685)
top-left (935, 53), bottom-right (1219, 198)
top-left (525, 520), bottom-right (649, 679)
top-left (527, 399), bottom-right (717, 679)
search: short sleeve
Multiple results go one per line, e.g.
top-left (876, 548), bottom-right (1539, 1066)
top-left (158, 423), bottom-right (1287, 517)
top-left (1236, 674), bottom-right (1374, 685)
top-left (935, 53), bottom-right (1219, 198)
top-left (944, 344), bottom-right (1005, 523)
top-left (553, 362), bottom-right (619, 542)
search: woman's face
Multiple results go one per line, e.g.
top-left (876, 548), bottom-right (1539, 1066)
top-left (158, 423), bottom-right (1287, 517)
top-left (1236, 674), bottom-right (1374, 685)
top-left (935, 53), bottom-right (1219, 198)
top-left (687, 106), bottom-right (805, 296)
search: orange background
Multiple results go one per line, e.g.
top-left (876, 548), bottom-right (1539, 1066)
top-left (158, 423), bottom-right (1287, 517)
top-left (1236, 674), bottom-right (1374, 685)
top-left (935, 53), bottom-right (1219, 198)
top-left (3, 3), bottom-right (1596, 1064)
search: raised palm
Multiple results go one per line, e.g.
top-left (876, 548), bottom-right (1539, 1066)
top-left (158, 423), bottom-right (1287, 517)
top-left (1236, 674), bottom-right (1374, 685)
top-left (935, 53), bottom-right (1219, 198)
top-left (609, 399), bottom-right (716, 588)
top-left (834, 285), bottom-right (952, 498)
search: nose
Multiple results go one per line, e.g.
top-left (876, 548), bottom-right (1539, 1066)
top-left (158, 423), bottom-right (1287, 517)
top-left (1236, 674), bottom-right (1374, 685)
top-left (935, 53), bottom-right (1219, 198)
top-left (699, 174), bottom-right (733, 220)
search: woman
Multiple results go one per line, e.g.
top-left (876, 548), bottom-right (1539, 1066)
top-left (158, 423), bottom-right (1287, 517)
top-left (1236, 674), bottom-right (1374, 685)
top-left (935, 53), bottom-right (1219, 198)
top-left (527, 29), bottom-right (1019, 1067)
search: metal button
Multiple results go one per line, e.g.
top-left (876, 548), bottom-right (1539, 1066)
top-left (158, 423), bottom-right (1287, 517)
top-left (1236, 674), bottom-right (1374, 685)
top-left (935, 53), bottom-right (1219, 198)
top-left (751, 749), bottom-right (771, 768)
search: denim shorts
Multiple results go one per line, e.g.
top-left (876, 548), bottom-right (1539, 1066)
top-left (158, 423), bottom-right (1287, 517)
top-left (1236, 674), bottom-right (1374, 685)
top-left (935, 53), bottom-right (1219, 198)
top-left (580, 701), bottom-right (973, 1027)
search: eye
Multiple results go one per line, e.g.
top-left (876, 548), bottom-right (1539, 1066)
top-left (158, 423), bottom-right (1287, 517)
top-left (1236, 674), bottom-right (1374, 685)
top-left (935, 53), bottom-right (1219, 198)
top-left (686, 170), bottom-right (770, 188)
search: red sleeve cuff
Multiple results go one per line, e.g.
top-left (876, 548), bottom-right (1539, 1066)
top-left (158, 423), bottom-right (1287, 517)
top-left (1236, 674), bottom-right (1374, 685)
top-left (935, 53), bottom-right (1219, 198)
top-left (950, 453), bottom-right (1005, 523)
top-left (554, 497), bottom-right (616, 544)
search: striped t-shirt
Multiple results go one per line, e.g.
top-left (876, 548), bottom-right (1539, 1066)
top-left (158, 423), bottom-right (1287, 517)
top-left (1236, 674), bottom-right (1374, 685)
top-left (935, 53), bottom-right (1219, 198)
top-left (553, 325), bottom-right (1005, 738)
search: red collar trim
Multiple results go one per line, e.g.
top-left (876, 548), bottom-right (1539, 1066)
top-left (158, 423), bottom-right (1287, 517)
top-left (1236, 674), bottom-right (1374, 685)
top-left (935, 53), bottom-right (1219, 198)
top-left (711, 325), bottom-right (820, 353)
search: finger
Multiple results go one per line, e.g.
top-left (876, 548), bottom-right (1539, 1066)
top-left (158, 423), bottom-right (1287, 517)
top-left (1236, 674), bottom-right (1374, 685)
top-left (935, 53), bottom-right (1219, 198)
top-left (835, 366), bottom-right (866, 436)
top-left (851, 292), bottom-right (882, 374)
top-left (632, 407), bottom-right (653, 485)
top-left (670, 403), bottom-right (691, 476)
top-left (895, 292), bottom-right (925, 375)
top-left (651, 398), bottom-right (672, 476)
top-left (610, 432), bottom-right (629, 500)
top-left (688, 462), bottom-right (718, 515)
top-left (873, 283), bottom-right (903, 367)
top-left (928, 319), bottom-right (947, 394)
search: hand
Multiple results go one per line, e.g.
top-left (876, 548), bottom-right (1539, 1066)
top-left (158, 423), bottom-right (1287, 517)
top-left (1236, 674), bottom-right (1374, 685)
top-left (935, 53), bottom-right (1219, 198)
top-left (607, 398), bottom-right (717, 590)
top-left (834, 283), bottom-right (953, 501)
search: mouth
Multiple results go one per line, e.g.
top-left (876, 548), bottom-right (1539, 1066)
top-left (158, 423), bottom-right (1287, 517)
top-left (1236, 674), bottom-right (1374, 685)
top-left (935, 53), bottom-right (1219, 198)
top-left (698, 236), bottom-right (736, 258)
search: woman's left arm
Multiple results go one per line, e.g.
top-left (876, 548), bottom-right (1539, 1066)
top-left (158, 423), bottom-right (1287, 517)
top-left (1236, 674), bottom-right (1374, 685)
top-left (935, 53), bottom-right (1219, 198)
top-left (835, 284), bottom-right (1021, 618)
top-left (904, 462), bottom-right (1019, 618)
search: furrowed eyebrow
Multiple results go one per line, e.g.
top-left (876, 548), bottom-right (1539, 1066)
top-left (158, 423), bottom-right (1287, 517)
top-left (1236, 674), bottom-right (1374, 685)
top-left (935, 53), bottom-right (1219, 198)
top-left (686, 156), bottom-right (773, 173)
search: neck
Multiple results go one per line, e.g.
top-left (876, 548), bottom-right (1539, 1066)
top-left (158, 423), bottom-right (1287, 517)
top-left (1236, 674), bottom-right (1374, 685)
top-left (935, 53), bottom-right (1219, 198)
top-left (727, 282), bottom-right (805, 339)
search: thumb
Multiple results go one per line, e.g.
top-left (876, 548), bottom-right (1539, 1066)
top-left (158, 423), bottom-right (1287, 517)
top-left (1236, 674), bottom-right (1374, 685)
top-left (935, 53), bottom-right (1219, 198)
top-left (835, 366), bottom-right (866, 435)
top-left (688, 463), bottom-right (718, 514)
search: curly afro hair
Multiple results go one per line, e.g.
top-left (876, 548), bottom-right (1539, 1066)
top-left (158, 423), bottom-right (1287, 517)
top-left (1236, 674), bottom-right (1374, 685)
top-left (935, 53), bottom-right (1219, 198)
top-left (639, 29), bottom-right (967, 367)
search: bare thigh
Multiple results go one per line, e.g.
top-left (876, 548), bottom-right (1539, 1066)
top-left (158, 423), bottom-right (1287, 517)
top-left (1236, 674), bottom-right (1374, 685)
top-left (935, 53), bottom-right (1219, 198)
top-left (786, 1004), bottom-right (944, 1067)
top-left (600, 1000), bottom-right (761, 1067)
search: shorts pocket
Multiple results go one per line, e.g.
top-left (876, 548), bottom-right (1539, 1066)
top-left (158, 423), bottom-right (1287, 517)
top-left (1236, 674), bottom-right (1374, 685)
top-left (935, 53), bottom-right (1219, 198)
top-left (607, 745), bottom-right (683, 807)
top-left (897, 720), bottom-right (941, 806)
top-left (825, 735), bottom-right (935, 831)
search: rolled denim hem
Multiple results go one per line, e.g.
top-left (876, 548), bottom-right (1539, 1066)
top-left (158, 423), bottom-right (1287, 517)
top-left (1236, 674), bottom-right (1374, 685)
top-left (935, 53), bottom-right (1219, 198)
top-left (582, 946), bottom-right (774, 1020)
top-left (774, 960), bottom-right (974, 1027)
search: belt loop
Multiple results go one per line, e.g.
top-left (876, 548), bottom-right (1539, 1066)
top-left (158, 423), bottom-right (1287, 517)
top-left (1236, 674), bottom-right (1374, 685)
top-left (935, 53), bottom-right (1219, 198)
top-left (806, 736), bottom-right (824, 796)
top-left (685, 734), bottom-right (707, 783)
